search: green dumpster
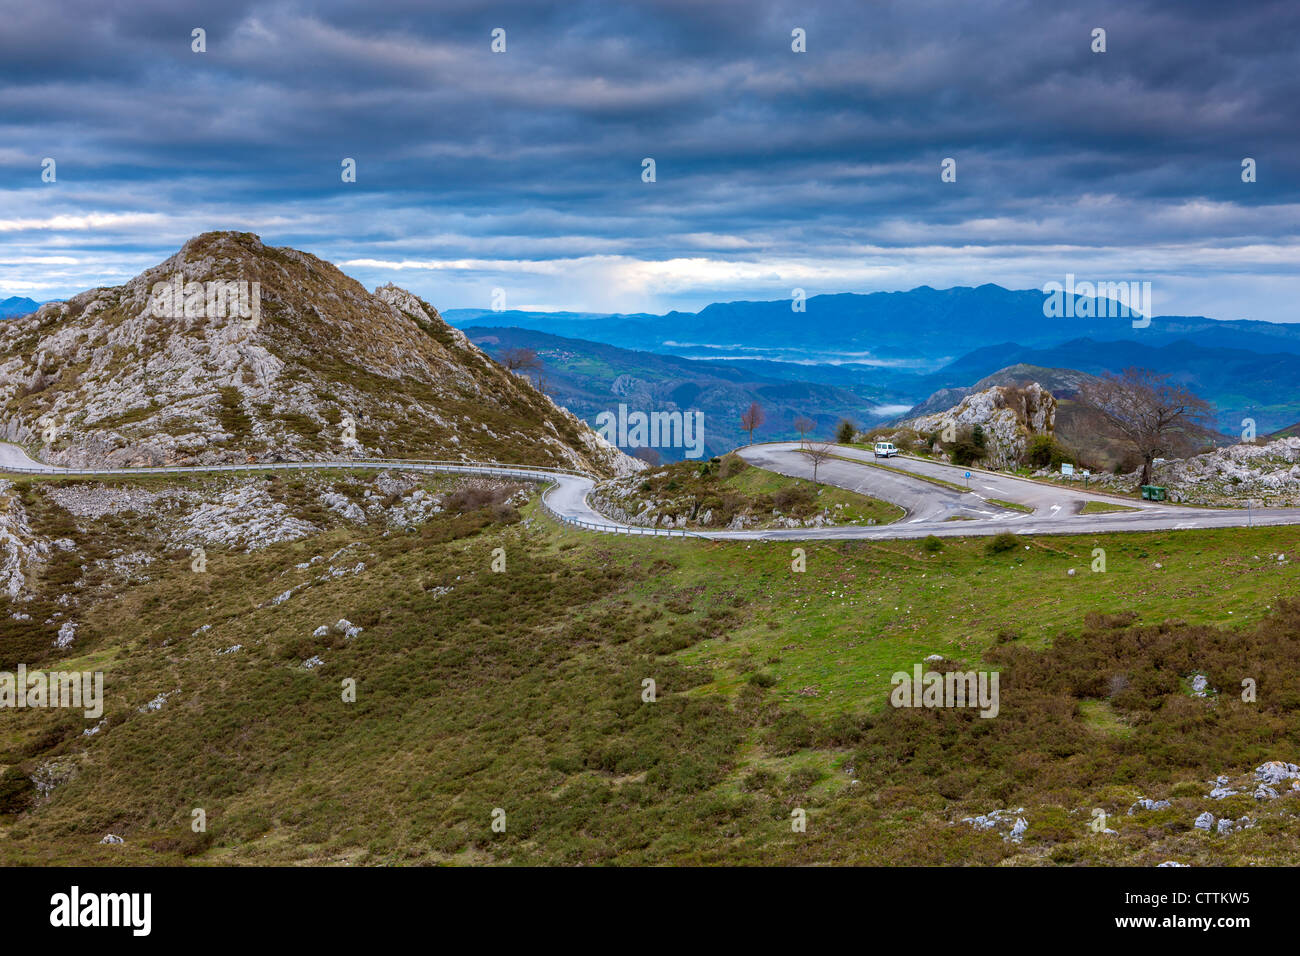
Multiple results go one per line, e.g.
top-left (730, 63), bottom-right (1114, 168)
top-left (1140, 485), bottom-right (1166, 501)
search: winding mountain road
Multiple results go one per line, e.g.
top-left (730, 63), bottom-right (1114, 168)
top-left (3, 440), bottom-right (1298, 542)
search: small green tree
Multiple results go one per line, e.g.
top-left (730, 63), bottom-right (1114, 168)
top-left (835, 419), bottom-right (857, 444)
top-left (1026, 434), bottom-right (1074, 470)
top-left (949, 426), bottom-right (985, 467)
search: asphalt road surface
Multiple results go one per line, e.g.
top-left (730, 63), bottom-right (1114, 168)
top-left (4, 440), bottom-right (1298, 541)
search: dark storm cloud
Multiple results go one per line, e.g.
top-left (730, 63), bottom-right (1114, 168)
top-left (0, 0), bottom-right (1296, 317)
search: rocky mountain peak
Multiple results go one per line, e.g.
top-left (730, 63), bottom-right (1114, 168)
top-left (0, 233), bottom-right (637, 475)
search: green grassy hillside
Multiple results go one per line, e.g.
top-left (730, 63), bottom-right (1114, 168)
top-left (2, 467), bottom-right (1299, 865)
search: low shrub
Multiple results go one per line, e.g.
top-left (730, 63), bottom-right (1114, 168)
top-left (985, 532), bottom-right (1020, 554)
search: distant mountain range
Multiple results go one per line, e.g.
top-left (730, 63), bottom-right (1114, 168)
top-left (465, 327), bottom-right (913, 460)
top-left (0, 296), bottom-right (41, 318)
top-left (447, 285), bottom-right (1300, 438)
top-left (445, 284), bottom-right (1300, 369)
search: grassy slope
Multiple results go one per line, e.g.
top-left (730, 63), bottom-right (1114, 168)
top-left (721, 463), bottom-right (903, 526)
top-left (597, 457), bottom-right (903, 530)
top-left (2, 472), bottom-right (1300, 865)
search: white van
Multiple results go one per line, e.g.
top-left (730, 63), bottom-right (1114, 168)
top-left (873, 441), bottom-right (899, 459)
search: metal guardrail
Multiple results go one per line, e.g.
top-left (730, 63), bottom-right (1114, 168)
top-left (535, 480), bottom-right (706, 540)
top-left (539, 501), bottom-right (707, 539)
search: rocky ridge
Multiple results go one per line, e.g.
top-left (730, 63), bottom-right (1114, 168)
top-left (0, 232), bottom-right (637, 477)
top-left (898, 382), bottom-right (1056, 468)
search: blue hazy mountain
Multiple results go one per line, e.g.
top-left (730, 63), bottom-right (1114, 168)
top-left (465, 326), bottom-right (915, 458)
top-left (445, 284), bottom-right (1300, 369)
top-left (0, 296), bottom-right (40, 318)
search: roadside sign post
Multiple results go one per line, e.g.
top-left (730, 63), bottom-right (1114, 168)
top-left (1083, 469), bottom-right (1090, 489)
top-left (965, 470), bottom-right (971, 489)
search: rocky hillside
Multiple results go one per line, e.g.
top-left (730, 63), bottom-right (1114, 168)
top-left (905, 364), bottom-right (1098, 418)
top-left (899, 382), bottom-right (1056, 468)
top-left (0, 233), bottom-right (636, 476)
top-left (1069, 437), bottom-right (1300, 506)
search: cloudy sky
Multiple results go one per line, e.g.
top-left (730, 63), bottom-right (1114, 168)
top-left (2, 0), bottom-right (1297, 321)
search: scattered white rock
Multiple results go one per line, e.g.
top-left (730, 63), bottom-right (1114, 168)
top-left (959, 807), bottom-right (1028, 842)
top-left (1128, 798), bottom-right (1171, 814)
top-left (139, 690), bottom-right (175, 713)
top-left (100, 834), bottom-right (124, 845)
top-left (1194, 811), bottom-right (1215, 830)
top-left (53, 620), bottom-right (77, 649)
top-left (1255, 761), bottom-right (1300, 786)
top-left (320, 491), bottom-right (366, 524)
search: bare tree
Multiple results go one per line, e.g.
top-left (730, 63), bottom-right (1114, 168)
top-left (1077, 367), bottom-right (1213, 486)
top-left (803, 442), bottom-right (835, 485)
top-left (793, 415), bottom-right (815, 447)
top-left (740, 402), bottom-right (765, 445)
top-left (500, 347), bottom-right (542, 372)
